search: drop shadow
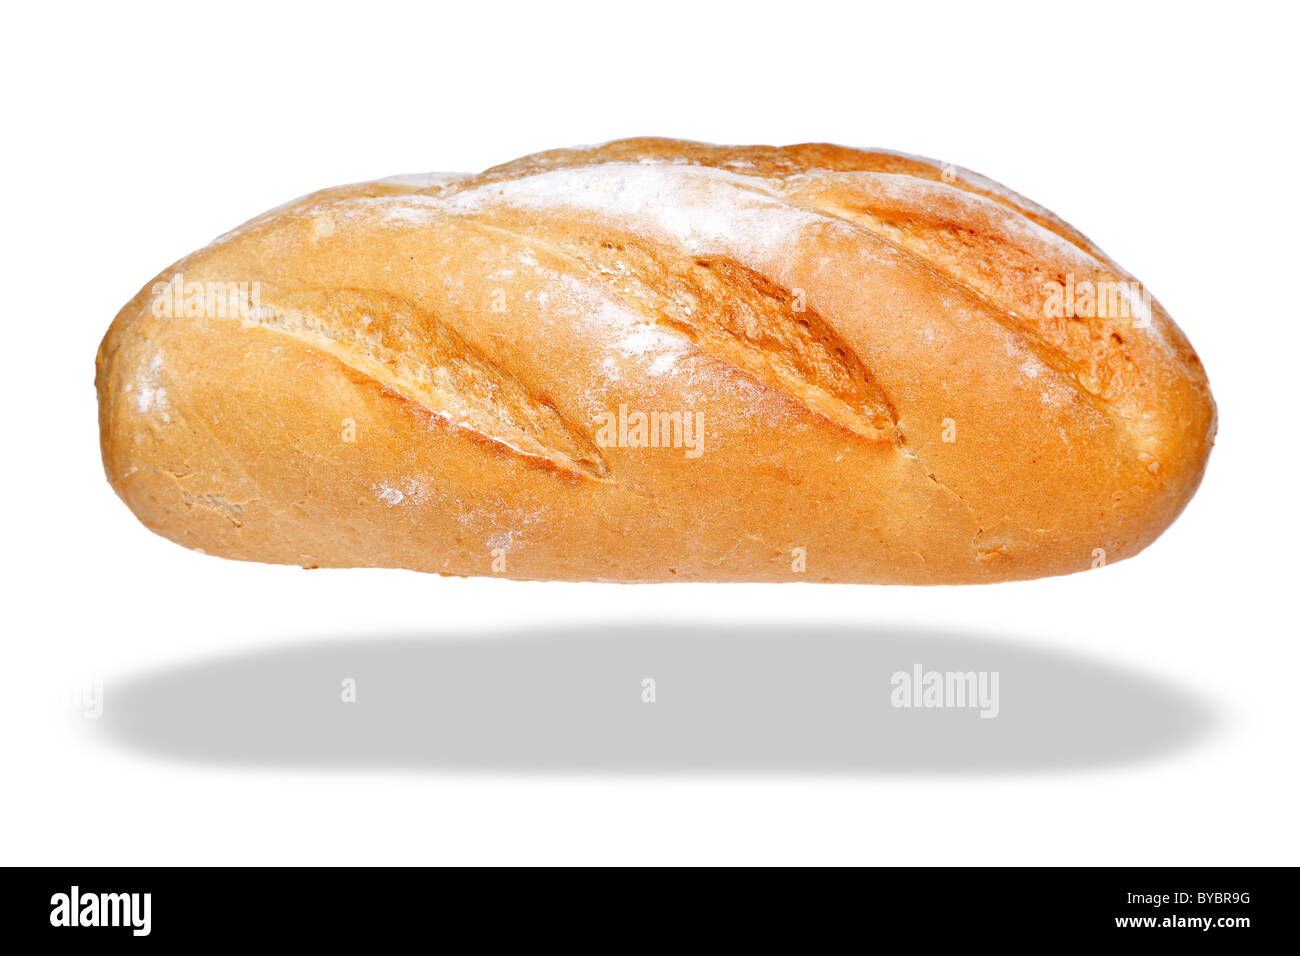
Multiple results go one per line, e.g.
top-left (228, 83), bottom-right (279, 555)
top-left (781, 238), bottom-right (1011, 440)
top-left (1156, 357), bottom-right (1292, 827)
top-left (96, 622), bottom-right (1219, 776)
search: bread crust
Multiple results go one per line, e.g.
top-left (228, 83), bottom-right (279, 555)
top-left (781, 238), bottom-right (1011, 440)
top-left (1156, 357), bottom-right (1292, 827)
top-left (96, 139), bottom-right (1216, 583)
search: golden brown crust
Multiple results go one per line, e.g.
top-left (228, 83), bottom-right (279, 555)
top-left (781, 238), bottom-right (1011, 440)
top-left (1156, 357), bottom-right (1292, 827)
top-left (95, 138), bottom-right (1216, 583)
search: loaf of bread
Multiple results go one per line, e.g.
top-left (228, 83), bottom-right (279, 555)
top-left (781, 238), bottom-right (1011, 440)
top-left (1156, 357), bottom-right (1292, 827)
top-left (95, 138), bottom-right (1216, 583)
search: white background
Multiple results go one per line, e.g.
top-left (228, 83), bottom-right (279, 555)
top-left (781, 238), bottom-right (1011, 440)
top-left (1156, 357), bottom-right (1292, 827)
top-left (3, 1), bottom-right (1296, 865)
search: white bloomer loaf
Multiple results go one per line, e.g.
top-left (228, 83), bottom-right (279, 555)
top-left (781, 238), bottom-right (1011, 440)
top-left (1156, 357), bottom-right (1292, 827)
top-left (96, 139), bottom-right (1216, 583)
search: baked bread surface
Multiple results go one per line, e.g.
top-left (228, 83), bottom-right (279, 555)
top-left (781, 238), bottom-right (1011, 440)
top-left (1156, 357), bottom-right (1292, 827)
top-left (96, 139), bottom-right (1216, 583)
